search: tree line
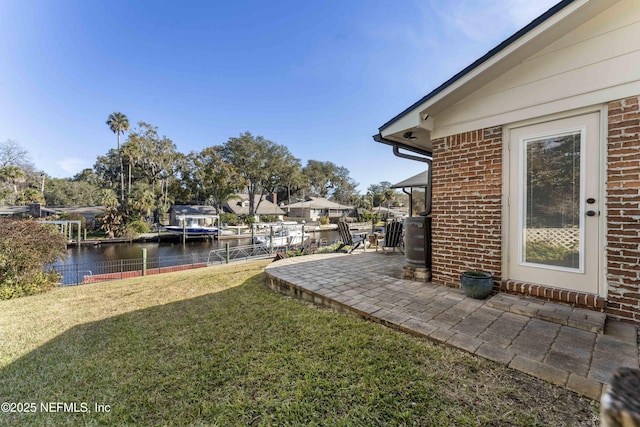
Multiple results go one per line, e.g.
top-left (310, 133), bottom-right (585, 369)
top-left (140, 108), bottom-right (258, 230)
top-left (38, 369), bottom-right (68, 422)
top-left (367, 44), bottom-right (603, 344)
top-left (1, 113), bottom-right (406, 235)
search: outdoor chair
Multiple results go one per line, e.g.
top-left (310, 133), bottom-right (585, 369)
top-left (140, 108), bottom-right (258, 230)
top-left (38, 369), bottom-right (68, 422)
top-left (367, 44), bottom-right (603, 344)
top-left (335, 221), bottom-right (366, 253)
top-left (378, 220), bottom-right (404, 254)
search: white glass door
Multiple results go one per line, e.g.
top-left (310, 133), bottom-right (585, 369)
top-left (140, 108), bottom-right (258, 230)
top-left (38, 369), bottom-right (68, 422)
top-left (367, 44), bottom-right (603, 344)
top-left (508, 113), bottom-right (600, 294)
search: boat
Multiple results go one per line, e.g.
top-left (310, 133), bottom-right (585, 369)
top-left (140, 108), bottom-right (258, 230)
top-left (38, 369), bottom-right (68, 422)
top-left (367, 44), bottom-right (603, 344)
top-left (164, 215), bottom-right (219, 238)
top-left (253, 222), bottom-right (310, 247)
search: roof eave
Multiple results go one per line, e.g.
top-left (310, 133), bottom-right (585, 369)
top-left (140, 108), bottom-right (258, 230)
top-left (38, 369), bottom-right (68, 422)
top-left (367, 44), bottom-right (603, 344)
top-left (378, 0), bottom-right (576, 133)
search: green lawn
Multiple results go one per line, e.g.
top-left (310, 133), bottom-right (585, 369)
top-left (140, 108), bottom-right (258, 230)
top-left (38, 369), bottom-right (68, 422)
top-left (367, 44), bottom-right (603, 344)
top-left (0, 260), bottom-right (597, 426)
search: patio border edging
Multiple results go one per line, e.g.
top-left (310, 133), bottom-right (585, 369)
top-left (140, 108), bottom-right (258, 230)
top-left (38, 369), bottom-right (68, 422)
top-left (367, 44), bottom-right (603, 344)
top-left (263, 266), bottom-right (605, 401)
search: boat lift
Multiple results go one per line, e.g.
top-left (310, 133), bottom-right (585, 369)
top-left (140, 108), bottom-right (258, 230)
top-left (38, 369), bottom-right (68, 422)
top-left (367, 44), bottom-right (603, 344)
top-left (165, 214), bottom-right (220, 245)
top-left (39, 220), bottom-right (82, 247)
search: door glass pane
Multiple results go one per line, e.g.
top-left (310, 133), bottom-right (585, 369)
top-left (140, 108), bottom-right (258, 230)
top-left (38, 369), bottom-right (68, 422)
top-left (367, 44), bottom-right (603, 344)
top-left (523, 132), bottom-right (581, 269)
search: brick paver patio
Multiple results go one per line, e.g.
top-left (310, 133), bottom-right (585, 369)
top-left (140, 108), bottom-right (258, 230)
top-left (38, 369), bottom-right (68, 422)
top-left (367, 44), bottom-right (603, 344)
top-left (264, 251), bottom-right (639, 401)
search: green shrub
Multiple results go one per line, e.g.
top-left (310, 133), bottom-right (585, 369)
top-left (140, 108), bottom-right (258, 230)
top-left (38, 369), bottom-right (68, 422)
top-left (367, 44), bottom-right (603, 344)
top-left (316, 243), bottom-right (341, 253)
top-left (127, 220), bottom-right (152, 234)
top-left (319, 215), bottom-right (330, 225)
top-left (285, 249), bottom-right (305, 257)
top-left (239, 214), bottom-right (256, 225)
top-left (359, 212), bottom-right (381, 223)
top-left (0, 219), bottom-right (67, 300)
top-left (260, 215), bottom-right (280, 223)
top-left (0, 271), bottom-right (61, 300)
top-left (220, 213), bottom-right (238, 226)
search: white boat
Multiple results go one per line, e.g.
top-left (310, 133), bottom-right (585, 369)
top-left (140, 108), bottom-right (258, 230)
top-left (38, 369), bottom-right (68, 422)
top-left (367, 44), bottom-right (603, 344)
top-left (253, 222), bottom-right (309, 247)
top-left (164, 215), bottom-right (219, 238)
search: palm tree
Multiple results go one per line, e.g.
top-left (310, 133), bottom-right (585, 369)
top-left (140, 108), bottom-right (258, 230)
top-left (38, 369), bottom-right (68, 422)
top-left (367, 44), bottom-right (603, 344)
top-left (98, 189), bottom-right (122, 238)
top-left (0, 165), bottom-right (25, 195)
top-left (121, 139), bottom-right (142, 196)
top-left (130, 182), bottom-right (156, 220)
top-left (100, 188), bottom-right (120, 208)
top-left (105, 112), bottom-right (130, 204)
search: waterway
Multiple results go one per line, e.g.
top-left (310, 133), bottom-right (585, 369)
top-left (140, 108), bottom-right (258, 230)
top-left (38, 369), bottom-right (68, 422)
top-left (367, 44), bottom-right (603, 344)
top-left (61, 238), bottom-right (249, 265)
top-left (60, 229), bottom-right (342, 266)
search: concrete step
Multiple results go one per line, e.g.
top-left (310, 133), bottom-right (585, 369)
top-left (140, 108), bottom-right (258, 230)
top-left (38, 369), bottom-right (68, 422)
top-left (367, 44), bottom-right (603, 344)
top-left (486, 293), bottom-right (606, 334)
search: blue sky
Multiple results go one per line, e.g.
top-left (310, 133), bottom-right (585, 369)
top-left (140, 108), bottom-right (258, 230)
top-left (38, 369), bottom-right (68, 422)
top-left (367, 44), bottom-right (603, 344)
top-left (0, 0), bottom-right (558, 192)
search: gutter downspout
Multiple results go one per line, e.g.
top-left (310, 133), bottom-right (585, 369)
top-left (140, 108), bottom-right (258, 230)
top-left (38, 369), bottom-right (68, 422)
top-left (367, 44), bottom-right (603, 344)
top-left (373, 134), bottom-right (432, 216)
top-left (401, 188), bottom-right (413, 218)
top-left (373, 133), bottom-right (432, 157)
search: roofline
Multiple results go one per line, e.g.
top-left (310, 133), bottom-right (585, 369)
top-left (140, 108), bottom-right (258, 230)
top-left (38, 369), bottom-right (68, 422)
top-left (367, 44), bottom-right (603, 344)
top-left (378, 0), bottom-right (575, 132)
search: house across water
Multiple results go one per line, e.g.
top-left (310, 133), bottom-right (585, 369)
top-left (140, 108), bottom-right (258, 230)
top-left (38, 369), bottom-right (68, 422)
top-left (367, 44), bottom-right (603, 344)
top-left (285, 197), bottom-right (354, 223)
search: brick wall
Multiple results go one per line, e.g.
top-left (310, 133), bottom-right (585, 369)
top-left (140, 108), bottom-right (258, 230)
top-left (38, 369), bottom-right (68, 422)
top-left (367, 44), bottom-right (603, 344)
top-left (430, 126), bottom-right (503, 289)
top-left (427, 101), bottom-right (640, 322)
top-left (606, 96), bottom-right (640, 322)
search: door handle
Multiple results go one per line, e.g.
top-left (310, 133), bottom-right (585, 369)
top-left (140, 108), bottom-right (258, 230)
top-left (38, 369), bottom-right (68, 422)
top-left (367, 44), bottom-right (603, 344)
top-left (586, 210), bottom-right (597, 217)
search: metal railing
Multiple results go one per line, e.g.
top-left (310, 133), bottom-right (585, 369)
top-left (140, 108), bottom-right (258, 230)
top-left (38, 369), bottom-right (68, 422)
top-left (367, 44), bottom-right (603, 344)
top-left (49, 229), bottom-right (333, 287)
top-left (207, 244), bottom-right (274, 266)
top-left (51, 244), bottom-right (277, 286)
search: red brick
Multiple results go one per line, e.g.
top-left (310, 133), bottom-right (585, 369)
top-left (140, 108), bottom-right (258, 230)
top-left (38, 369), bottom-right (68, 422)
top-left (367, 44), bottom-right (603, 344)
top-left (427, 97), bottom-right (640, 322)
top-left (431, 127), bottom-right (503, 287)
top-left (605, 307), bottom-right (635, 322)
top-left (604, 96), bottom-right (640, 323)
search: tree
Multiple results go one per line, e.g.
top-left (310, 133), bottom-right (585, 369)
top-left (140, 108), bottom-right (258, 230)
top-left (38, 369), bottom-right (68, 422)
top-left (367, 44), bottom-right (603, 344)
top-left (302, 160), bottom-right (358, 203)
top-left (0, 139), bottom-right (33, 169)
top-left (329, 166), bottom-right (359, 205)
top-left (303, 160), bottom-right (335, 198)
top-left (121, 139), bottom-right (142, 196)
top-left (185, 146), bottom-right (246, 212)
top-left (0, 165), bottom-right (25, 195)
top-left (126, 122), bottom-right (181, 223)
top-left (367, 181), bottom-right (396, 208)
top-left (15, 188), bottom-right (45, 205)
top-left (353, 194), bottom-right (373, 210)
top-left (97, 189), bottom-right (124, 238)
top-left (43, 178), bottom-right (101, 206)
top-left (220, 132), bottom-right (300, 216)
top-left (130, 182), bottom-right (156, 220)
top-left (0, 218), bottom-right (67, 300)
top-left (93, 149), bottom-right (120, 192)
top-left (106, 112), bottom-right (130, 204)
top-left (73, 168), bottom-right (101, 186)
top-left (258, 143), bottom-right (301, 211)
top-left (275, 162), bottom-right (307, 214)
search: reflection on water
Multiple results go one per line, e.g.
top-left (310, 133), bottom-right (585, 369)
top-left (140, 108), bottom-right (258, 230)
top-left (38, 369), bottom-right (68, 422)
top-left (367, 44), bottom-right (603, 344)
top-left (60, 238), bottom-right (251, 265)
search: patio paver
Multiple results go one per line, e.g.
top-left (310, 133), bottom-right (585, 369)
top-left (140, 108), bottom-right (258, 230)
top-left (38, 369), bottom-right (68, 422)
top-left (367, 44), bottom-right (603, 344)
top-left (264, 252), bottom-right (639, 401)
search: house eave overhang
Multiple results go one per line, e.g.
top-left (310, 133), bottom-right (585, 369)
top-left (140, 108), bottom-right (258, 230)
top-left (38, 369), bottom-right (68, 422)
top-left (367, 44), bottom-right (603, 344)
top-left (374, 0), bottom-right (620, 150)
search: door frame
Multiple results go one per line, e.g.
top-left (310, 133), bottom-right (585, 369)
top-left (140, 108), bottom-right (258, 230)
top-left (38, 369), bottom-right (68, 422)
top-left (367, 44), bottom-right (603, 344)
top-left (502, 105), bottom-right (607, 298)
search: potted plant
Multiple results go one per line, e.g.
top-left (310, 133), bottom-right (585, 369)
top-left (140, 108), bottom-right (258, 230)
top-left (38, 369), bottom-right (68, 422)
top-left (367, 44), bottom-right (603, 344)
top-left (460, 271), bottom-right (494, 299)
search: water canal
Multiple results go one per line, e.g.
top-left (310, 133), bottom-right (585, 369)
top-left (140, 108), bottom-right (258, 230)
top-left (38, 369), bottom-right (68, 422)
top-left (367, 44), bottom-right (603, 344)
top-left (52, 228), bottom-right (346, 285)
top-left (60, 229), bottom-right (342, 266)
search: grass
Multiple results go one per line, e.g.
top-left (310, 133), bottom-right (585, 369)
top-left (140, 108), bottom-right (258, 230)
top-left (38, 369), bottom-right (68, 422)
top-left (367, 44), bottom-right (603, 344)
top-left (0, 260), bottom-right (597, 426)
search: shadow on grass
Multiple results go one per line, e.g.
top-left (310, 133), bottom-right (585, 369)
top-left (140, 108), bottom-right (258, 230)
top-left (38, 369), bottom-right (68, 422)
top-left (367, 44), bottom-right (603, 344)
top-left (0, 273), bottom-right (596, 426)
